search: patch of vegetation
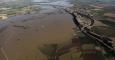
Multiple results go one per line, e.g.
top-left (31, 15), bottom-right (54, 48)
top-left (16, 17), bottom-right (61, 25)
top-left (95, 52), bottom-right (106, 60)
top-left (91, 26), bottom-right (115, 37)
top-left (79, 36), bottom-right (97, 44)
top-left (92, 9), bottom-right (107, 19)
top-left (73, 27), bottom-right (97, 44)
top-left (94, 10), bottom-right (106, 16)
top-left (81, 44), bottom-right (105, 60)
top-left (39, 44), bottom-right (58, 60)
top-left (99, 20), bottom-right (115, 27)
top-left (73, 27), bottom-right (85, 37)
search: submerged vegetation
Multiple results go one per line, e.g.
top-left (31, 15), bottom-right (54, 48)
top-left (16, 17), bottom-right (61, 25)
top-left (39, 44), bottom-right (58, 60)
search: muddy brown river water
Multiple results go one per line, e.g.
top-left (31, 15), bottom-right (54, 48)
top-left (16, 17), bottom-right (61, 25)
top-left (0, 0), bottom-right (76, 60)
top-left (0, 11), bottom-right (75, 60)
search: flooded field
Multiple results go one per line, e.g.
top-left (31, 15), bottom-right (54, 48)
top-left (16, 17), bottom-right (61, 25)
top-left (0, 0), bottom-right (75, 60)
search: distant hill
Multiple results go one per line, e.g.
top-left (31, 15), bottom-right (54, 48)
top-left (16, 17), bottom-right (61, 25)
top-left (72, 0), bottom-right (115, 5)
top-left (73, 0), bottom-right (115, 3)
top-left (99, 0), bottom-right (115, 2)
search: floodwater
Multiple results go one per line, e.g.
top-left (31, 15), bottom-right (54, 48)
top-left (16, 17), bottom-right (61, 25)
top-left (0, 0), bottom-right (75, 60)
